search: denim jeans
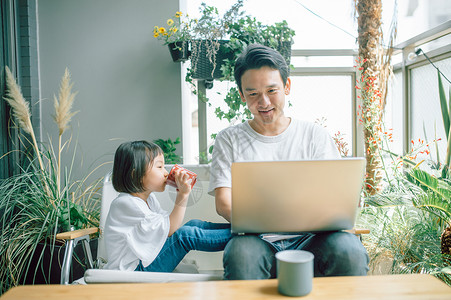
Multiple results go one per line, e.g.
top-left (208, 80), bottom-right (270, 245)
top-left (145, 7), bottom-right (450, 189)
top-left (135, 219), bottom-right (231, 272)
top-left (223, 232), bottom-right (369, 280)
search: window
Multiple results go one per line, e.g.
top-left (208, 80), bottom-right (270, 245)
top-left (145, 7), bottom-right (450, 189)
top-left (286, 75), bottom-right (354, 156)
top-left (181, 0), bottom-right (451, 164)
top-left (410, 58), bottom-right (451, 160)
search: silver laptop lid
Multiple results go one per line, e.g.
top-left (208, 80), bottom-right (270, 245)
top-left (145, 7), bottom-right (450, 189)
top-left (231, 158), bottom-right (366, 234)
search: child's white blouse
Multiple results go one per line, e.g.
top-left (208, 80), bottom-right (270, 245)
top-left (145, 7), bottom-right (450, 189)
top-left (103, 192), bottom-right (170, 271)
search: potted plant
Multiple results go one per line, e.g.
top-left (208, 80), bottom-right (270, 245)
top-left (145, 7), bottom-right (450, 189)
top-left (187, 1), bottom-right (245, 80)
top-left (153, 2), bottom-right (295, 86)
top-left (356, 71), bottom-right (451, 285)
top-left (0, 67), bottom-right (103, 294)
top-left (153, 1), bottom-right (245, 79)
top-left (153, 11), bottom-right (194, 62)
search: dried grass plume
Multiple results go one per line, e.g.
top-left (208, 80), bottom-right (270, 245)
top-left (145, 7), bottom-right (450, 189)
top-left (54, 68), bottom-right (78, 135)
top-left (3, 66), bottom-right (50, 197)
top-left (3, 66), bottom-right (33, 135)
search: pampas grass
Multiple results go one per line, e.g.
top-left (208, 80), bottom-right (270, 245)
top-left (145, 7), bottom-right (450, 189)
top-left (4, 66), bottom-right (50, 199)
top-left (53, 68), bottom-right (78, 136)
top-left (0, 66), bottom-right (104, 294)
top-left (3, 67), bottom-right (33, 135)
top-left (53, 68), bottom-right (78, 194)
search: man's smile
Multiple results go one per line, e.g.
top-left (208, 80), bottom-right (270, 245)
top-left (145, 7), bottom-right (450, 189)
top-left (258, 107), bottom-right (274, 113)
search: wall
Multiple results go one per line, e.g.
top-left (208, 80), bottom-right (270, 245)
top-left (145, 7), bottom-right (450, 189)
top-left (37, 0), bottom-right (183, 182)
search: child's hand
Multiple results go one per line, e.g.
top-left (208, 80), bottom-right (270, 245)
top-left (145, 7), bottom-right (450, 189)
top-left (173, 169), bottom-right (192, 195)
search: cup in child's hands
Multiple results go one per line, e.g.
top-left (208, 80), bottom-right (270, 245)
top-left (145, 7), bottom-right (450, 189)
top-left (167, 164), bottom-right (197, 190)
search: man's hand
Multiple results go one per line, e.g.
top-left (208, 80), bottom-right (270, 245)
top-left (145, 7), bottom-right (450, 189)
top-left (215, 187), bottom-right (232, 222)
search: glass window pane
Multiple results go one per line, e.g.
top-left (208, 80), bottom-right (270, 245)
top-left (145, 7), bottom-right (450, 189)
top-left (206, 80), bottom-right (240, 160)
top-left (384, 70), bottom-right (404, 155)
top-left (186, 0), bottom-right (358, 50)
top-left (410, 57), bottom-right (451, 162)
top-left (286, 75), bottom-right (353, 156)
top-left (291, 56), bottom-right (355, 68)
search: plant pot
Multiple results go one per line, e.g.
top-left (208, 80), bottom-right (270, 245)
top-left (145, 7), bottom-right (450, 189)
top-left (190, 40), bottom-right (232, 80)
top-left (21, 238), bottom-right (98, 284)
top-left (168, 41), bottom-right (190, 62)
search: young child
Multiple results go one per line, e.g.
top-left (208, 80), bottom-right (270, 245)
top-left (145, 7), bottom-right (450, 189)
top-left (104, 140), bottom-right (231, 272)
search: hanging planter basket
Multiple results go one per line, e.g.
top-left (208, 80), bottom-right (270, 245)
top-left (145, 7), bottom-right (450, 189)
top-left (275, 41), bottom-right (293, 69)
top-left (168, 41), bottom-right (190, 62)
top-left (190, 40), bottom-right (232, 80)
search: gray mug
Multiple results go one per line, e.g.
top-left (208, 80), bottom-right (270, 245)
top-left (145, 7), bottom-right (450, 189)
top-left (276, 250), bottom-right (314, 297)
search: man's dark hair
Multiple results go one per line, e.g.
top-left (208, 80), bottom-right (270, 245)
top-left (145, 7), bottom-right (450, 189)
top-left (112, 140), bottom-right (163, 193)
top-left (234, 44), bottom-right (289, 93)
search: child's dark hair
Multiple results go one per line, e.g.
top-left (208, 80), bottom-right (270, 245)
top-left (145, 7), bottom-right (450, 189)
top-left (234, 43), bottom-right (289, 94)
top-left (112, 140), bottom-right (163, 193)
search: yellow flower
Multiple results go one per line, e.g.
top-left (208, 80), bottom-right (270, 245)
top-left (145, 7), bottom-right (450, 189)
top-left (153, 32), bottom-right (159, 38)
top-left (159, 27), bottom-right (166, 34)
top-left (171, 27), bottom-right (178, 33)
top-left (167, 19), bottom-right (174, 26)
top-left (175, 11), bottom-right (182, 18)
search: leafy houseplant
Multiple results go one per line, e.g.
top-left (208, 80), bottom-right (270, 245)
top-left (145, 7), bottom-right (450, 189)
top-left (0, 67), bottom-right (103, 294)
top-left (187, 1), bottom-right (244, 80)
top-left (153, 2), bottom-right (295, 91)
top-left (153, 11), bottom-right (194, 62)
top-left (359, 150), bottom-right (451, 285)
top-left (153, 137), bottom-right (182, 164)
top-left (357, 71), bottom-right (451, 285)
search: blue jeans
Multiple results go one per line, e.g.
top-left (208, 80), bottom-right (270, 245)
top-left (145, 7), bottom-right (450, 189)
top-left (223, 232), bottom-right (369, 280)
top-left (135, 219), bottom-right (231, 272)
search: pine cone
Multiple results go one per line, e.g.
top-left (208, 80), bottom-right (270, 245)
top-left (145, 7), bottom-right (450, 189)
top-left (441, 226), bottom-right (451, 256)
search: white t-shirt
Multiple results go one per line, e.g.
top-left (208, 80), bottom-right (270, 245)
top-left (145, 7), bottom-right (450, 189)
top-left (103, 193), bottom-right (170, 271)
top-left (208, 118), bottom-right (341, 195)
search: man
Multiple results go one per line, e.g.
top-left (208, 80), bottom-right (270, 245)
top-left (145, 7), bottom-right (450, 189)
top-left (208, 44), bottom-right (369, 280)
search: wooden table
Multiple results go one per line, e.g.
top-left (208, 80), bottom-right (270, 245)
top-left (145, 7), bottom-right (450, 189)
top-left (1, 274), bottom-right (450, 299)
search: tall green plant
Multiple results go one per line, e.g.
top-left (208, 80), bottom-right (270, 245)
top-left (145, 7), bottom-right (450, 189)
top-left (0, 67), bottom-right (103, 294)
top-left (360, 195), bottom-right (450, 284)
top-left (437, 70), bottom-right (451, 169)
top-left (358, 70), bottom-right (451, 285)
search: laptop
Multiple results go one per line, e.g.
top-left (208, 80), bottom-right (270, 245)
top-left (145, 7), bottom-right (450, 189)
top-left (231, 158), bottom-right (366, 234)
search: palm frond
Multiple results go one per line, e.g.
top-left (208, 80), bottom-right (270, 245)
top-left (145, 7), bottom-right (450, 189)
top-left (406, 168), bottom-right (451, 201)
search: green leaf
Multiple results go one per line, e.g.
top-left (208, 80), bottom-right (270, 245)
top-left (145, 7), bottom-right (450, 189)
top-left (406, 168), bottom-right (451, 202)
top-left (153, 137), bottom-right (182, 164)
top-left (438, 70), bottom-right (450, 139)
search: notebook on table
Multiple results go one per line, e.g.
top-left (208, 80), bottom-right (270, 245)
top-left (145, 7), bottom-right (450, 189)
top-left (230, 158), bottom-right (366, 234)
